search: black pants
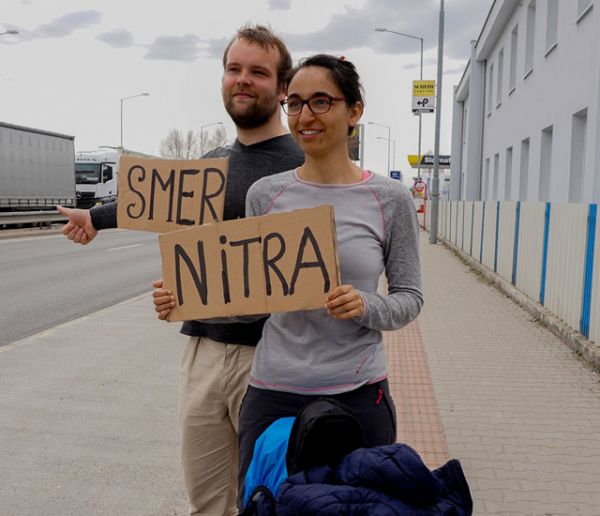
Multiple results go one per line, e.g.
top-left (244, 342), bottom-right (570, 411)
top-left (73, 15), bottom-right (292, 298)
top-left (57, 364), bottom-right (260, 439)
top-left (237, 380), bottom-right (397, 509)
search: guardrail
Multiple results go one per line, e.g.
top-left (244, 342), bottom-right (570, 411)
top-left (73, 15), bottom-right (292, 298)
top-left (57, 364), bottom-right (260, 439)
top-left (0, 210), bottom-right (68, 226)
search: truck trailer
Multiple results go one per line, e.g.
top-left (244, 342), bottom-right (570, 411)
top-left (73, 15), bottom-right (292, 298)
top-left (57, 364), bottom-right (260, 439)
top-left (75, 147), bottom-right (156, 208)
top-left (0, 122), bottom-right (76, 211)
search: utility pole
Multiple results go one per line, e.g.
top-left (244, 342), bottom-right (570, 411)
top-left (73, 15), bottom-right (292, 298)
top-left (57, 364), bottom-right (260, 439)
top-left (429, 0), bottom-right (444, 244)
top-left (374, 28), bottom-right (424, 179)
top-left (120, 92), bottom-right (149, 149)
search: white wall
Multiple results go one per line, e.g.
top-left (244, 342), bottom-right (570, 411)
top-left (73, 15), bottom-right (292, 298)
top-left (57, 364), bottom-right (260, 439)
top-left (453, 0), bottom-right (600, 203)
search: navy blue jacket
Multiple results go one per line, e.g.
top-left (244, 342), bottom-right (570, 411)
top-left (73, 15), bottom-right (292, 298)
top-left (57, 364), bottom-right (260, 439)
top-left (274, 444), bottom-right (472, 515)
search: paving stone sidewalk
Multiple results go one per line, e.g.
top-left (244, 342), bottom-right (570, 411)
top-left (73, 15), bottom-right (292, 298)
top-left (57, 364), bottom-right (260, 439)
top-left (413, 235), bottom-right (600, 515)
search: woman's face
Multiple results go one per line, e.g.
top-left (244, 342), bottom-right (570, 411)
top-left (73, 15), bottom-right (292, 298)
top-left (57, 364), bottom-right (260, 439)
top-left (286, 66), bottom-right (362, 159)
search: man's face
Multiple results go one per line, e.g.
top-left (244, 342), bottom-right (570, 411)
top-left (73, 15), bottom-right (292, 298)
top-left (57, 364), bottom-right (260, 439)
top-left (222, 38), bottom-right (283, 129)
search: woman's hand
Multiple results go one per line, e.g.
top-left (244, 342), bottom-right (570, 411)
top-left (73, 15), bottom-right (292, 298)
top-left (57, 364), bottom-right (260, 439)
top-left (325, 284), bottom-right (364, 320)
top-left (152, 279), bottom-right (175, 320)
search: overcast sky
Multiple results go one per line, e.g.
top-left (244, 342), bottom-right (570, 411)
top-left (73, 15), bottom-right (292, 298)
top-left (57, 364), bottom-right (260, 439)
top-left (2, 0), bottom-right (491, 180)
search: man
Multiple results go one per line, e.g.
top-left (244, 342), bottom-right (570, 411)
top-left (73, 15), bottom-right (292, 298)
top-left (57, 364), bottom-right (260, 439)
top-left (59, 25), bottom-right (304, 515)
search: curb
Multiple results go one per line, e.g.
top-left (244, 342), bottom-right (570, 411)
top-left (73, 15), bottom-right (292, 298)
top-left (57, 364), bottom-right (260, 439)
top-left (1, 292), bottom-right (152, 353)
top-left (438, 236), bottom-right (600, 373)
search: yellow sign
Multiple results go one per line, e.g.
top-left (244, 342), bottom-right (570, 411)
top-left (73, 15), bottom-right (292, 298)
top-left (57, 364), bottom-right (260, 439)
top-left (407, 154), bottom-right (450, 169)
top-left (412, 80), bottom-right (435, 96)
top-left (412, 80), bottom-right (435, 113)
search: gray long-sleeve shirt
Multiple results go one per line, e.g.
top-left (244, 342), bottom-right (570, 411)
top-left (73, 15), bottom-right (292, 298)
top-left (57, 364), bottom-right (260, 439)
top-left (245, 170), bottom-right (423, 395)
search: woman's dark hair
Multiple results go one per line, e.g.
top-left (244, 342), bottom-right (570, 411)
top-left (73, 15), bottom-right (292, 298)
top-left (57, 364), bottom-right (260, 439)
top-left (286, 54), bottom-right (365, 134)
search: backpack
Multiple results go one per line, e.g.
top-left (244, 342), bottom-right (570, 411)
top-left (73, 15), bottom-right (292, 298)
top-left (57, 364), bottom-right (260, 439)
top-left (286, 397), bottom-right (366, 475)
top-left (241, 398), bottom-right (365, 515)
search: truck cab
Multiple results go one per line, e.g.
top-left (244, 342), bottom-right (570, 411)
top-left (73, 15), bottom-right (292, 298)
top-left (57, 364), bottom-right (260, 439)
top-left (75, 148), bottom-right (119, 208)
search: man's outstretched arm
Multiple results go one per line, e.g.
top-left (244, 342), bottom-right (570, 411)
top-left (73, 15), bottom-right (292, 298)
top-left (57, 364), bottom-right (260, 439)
top-left (57, 201), bottom-right (117, 245)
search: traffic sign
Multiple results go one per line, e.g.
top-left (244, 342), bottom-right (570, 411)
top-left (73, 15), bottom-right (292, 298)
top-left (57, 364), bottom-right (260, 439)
top-left (413, 179), bottom-right (426, 192)
top-left (412, 80), bottom-right (435, 114)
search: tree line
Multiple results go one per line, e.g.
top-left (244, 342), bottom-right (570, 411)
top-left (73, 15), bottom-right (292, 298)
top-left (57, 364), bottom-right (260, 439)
top-left (159, 126), bottom-right (229, 159)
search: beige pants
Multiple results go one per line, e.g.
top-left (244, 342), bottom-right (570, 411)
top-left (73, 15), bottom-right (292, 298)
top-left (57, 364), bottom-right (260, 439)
top-left (179, 337), bottom-right (254, 516)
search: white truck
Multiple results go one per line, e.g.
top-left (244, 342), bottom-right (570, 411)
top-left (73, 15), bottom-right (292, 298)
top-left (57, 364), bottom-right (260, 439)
top-left (75, 147), bottom-right (156, 208)
top-left (0, 122), bottom-right (76, 211)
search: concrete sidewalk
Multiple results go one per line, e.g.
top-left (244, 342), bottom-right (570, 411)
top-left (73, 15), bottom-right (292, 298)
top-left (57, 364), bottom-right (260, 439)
top-left (2, 231), bottom-right (600, 515)
top-left (0, 296), bottom-right (188, 516)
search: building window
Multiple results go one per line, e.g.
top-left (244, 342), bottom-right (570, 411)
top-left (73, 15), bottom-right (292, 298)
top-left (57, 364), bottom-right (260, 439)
top-left (577, 0), bottom-right (593, 21)
top-left (525, 0), bottom-right (536, 76)
top-left (505, 147), bottom-right (513, 200)
top-left (520, 138), bottom-right (530, 201)
top-left (493, 153), bottom-right (500, 200)
top-left (487, 63), bottom-right (494, 115)
top-left (569, 108), bottom-right (588, 203)
top-left (509, 25), bottom-right (518, 92)
top-left (496, 49), bottom-right (504, 107)
top-left (539, 125), bottom-right (553, 201)
top-left (545, 0), bottom-right (559, 54)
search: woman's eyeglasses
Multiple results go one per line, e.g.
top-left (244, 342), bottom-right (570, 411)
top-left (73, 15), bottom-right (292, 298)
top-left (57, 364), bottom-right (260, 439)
top-left (281, 94), bottom-right (346, 116)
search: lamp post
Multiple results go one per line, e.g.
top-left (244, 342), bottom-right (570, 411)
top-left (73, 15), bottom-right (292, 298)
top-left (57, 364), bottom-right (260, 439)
top-left (200, 122), bottom-right (224, 155)
top-left (120, 92), bottom-right (149, 149)
top-left (367, 121), bottom-right (391, 174)
top-left (429, 0), bottom-right (445, 244)
top-left (0, 30), bottom-right (19, 37)
top-left (375, 27), bottom-right (424, 180)
top-left (376, 136), bottom-right (396, 171)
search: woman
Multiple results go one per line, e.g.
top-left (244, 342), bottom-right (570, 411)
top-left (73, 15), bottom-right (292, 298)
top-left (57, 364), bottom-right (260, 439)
top-left (154, 54), bottom-right (423, 506)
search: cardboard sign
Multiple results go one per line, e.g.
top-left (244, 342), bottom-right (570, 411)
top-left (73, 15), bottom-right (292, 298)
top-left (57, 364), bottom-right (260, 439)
top-left (159, 205), bottom-right (340, 322)
top-left (117, 156), bottom-right (228, 233)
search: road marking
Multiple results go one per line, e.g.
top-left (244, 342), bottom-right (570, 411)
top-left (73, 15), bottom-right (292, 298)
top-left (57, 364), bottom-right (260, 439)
top-left (107, 243), bottom-right (144, 252)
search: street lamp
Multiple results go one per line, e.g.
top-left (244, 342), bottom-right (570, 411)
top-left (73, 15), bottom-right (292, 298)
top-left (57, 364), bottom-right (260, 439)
top-left (120, 92), bottom-right (149, 148)
top-left (375, 27), bottom-right (424, 180)
top-left (0, 30), bottom-right (19, 37)
top-left (428, 0), bottom-right (445, 244)
top-left (367, 121), bottom-right (391, 174)
top-left (200, 122), bottom-right (224, 155)
top-left (376, 136), bottom-right (396, 171)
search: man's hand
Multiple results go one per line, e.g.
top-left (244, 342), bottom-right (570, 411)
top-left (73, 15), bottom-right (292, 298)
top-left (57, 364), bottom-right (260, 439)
top-left (152, 279), bottom-right (175, 321)
top-left (57, 205), bottom-right (98, 245)
top-left (325, 284), bottom-right (364, 320)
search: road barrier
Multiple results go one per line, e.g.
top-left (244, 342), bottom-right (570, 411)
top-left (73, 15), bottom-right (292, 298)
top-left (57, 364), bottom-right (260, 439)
top-left (0, 210), bottom-right (68, 226)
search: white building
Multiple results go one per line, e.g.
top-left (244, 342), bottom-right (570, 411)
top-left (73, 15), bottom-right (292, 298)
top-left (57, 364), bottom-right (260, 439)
top-left (450, 0), bottom-right (600, 203)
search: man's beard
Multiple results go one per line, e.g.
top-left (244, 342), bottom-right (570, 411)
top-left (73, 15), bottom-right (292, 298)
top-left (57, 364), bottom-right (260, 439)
top-left (225, 90), bottom-right (280, 129)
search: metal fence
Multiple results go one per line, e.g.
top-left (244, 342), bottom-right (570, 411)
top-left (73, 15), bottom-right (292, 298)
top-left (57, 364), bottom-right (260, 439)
top-left (428, 200), bottom-right (600, 344)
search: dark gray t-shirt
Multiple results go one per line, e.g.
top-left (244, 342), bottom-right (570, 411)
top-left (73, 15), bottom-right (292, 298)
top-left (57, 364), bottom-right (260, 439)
top-left (90, 134), bottom-right (304, 345)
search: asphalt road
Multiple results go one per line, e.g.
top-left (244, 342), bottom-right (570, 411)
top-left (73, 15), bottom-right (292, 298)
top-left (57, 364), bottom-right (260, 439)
top-left (0, 229), bottom-right (162, 347)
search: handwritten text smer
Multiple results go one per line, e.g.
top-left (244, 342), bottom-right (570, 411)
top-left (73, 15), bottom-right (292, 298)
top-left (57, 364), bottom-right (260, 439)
top-left (117, 156), bottom-right (228, 233)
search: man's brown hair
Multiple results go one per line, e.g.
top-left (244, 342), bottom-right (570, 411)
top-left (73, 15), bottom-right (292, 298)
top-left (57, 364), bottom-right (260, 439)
top-left (222, 24), bottom-right (292, 88)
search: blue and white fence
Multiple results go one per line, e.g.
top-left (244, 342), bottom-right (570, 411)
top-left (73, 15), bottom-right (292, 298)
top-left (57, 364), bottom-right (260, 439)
top-left (426, 200), bottom-right (599, 344)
